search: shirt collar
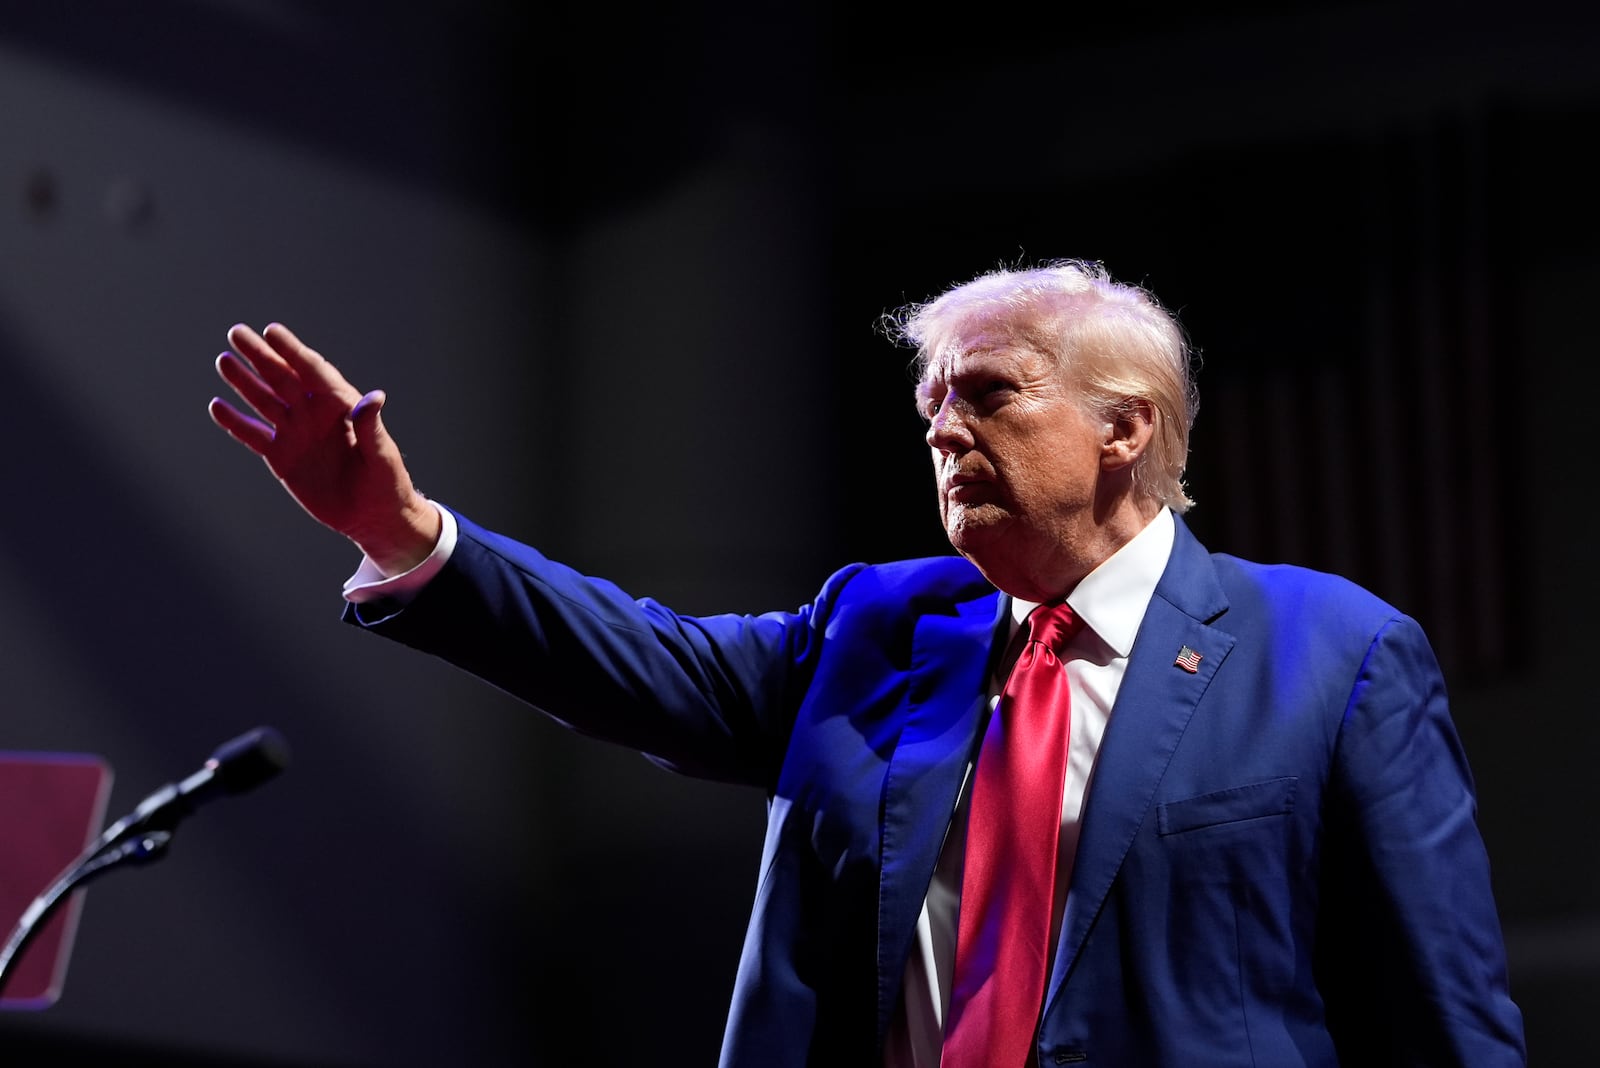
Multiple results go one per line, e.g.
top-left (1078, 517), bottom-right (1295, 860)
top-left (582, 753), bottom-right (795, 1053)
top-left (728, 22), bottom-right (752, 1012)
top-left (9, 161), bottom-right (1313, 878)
top-left (1008, 507), bottom-right (1176, 658)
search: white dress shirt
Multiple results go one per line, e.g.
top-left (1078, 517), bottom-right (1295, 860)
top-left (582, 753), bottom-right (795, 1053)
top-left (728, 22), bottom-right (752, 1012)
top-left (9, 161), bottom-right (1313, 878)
top-left (884, 508), bottom-right (1175, 1067)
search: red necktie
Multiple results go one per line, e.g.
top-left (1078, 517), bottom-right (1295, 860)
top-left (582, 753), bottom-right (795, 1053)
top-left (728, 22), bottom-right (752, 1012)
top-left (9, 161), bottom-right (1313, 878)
top-left (941, 601), bottom-right (1081, 1067)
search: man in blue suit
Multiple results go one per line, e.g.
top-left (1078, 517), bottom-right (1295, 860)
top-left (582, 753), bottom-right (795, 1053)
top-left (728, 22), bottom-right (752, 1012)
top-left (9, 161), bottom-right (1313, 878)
top-left (209, 260), bottom-right (1525, 1065)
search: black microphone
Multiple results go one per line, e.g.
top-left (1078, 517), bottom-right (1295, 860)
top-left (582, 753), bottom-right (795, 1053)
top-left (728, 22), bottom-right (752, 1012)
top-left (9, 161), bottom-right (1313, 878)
top-left (98, 726), bottom-right (292, 849)
top-left (0, 726), bottom-right (292, 996)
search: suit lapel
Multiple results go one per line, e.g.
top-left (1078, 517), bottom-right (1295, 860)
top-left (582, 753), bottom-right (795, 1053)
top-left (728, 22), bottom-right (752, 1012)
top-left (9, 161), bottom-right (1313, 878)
top-left (874, 587), bottom-right (1005, 1045)
top-left (1044, 519), bottom-right (1235, 1009)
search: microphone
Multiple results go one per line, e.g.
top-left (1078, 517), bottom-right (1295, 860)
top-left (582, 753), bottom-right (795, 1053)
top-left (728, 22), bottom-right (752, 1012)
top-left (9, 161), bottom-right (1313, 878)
top-left (99, 726), bottom-right (291, 849)
top-left (0, 727), bottom-right (291, 996)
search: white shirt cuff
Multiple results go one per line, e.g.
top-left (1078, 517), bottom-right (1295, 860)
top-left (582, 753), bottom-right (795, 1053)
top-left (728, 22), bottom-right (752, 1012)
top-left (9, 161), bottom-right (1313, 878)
top-left (342, 501), bottom-right (459, 604)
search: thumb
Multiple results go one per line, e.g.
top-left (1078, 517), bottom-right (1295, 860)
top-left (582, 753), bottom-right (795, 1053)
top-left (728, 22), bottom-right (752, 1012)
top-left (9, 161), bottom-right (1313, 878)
top-left (350, 389), bottom-right (390, 455)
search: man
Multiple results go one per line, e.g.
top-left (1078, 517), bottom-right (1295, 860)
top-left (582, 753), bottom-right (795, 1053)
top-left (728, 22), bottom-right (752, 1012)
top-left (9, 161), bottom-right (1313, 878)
top-left (209, 260), bottom-right (1525, 1066)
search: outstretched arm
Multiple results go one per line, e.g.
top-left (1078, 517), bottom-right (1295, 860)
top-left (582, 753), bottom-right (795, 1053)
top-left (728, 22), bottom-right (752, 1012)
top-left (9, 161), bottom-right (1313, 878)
top-left (208, 322), bottom-right (441, 575)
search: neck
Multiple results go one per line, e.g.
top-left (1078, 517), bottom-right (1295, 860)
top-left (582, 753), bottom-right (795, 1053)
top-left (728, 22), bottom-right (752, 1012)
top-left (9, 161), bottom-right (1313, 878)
top-left (978, 499), bottom-right (1162, 602)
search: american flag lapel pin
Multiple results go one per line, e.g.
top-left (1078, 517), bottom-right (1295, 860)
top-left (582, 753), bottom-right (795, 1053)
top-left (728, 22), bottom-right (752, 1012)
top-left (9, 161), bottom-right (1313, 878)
top-left (1174, 645), bottom-right (1203, 673)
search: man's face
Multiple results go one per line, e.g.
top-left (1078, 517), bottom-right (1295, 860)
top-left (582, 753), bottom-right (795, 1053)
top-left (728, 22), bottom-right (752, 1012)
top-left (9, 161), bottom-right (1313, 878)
top-left (918, 341), bottom-right (1110, 599)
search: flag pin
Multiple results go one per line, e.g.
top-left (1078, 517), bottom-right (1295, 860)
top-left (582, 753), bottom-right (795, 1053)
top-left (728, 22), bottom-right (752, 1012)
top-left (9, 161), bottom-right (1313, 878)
top-left (1174, 646), bottom-right (1203, 673)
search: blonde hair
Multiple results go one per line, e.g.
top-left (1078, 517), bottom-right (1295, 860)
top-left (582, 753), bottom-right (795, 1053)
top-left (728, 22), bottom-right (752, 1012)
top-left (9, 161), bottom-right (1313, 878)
top-left (887, 259), bottom-right (1200, 513)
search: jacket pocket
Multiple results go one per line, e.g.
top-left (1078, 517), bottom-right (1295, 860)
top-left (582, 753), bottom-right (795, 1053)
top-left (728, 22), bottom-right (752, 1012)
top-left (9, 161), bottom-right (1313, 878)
top-left (1156, 776), bottom-right (1298, 836)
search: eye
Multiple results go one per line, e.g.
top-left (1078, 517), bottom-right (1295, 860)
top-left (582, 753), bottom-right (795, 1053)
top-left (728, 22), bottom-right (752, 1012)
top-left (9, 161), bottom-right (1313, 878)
top-left (981, 379), bottom-right (1014, 404)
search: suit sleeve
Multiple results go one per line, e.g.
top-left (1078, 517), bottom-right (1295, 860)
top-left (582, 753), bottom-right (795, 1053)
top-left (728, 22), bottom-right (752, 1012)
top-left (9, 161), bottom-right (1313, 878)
top-left (341, 509), bottom-right (861, 790)
top-left (1320, 613), bottom-right (1526, 1065)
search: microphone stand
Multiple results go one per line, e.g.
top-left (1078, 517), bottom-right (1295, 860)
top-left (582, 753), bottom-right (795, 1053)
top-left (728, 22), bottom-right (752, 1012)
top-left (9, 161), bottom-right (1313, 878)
top-left (0, 824), bottom-right (175, 997)
top-left (0, 727), bottom-right (289, 998)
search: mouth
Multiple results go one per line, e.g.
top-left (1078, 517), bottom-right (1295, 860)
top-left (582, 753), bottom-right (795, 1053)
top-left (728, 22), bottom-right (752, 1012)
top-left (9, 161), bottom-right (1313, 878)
top-left (945, 472), bottom-right (994, 503)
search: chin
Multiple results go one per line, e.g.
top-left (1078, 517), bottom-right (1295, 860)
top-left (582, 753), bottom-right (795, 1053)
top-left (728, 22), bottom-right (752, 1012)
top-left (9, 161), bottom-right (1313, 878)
top-left (945, 516), bottom-right (1005, 559)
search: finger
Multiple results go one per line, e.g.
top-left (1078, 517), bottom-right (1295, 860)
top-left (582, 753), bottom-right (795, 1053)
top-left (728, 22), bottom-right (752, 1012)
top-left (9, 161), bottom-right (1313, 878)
top-left (350, 389), bottom-right (389, 457)
top-left (215, 351), bottom-right (287, 424)
top-left (261, 322), bottom-right (361, 400)
top-left (208, 396), bottom-right (275, 455)
top-left (226, 323), bottom-right (302, 398)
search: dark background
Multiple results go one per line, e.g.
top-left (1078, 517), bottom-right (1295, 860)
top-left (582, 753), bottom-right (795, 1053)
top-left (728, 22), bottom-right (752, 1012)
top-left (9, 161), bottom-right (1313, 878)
top-left (0, 1), bottom-right (1594, 1064)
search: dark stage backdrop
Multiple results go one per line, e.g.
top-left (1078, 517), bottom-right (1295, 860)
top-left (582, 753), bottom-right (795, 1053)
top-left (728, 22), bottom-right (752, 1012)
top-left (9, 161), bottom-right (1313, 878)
top-left (0, 2), bottom-right (1594, 1065)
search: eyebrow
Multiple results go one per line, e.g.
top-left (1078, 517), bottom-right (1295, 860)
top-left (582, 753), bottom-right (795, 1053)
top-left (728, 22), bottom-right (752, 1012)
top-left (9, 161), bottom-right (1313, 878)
top-left (913, 373), bottom-right (946, 411)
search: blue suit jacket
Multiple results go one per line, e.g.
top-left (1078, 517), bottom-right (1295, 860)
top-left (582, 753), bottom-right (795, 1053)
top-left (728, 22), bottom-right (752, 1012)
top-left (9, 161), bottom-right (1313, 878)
top-left (347, 509), bottom-right (1525, 1066)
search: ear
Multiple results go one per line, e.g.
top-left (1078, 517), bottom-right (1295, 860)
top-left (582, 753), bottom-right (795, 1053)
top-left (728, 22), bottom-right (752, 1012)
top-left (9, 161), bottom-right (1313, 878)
top-left (1100, 399), bottom-right (1155, 470)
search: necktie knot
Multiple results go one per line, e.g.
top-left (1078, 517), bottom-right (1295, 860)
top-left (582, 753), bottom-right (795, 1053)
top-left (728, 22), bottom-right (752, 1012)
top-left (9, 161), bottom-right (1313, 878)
top-left (1026, 601), bottom-right (1081, 656)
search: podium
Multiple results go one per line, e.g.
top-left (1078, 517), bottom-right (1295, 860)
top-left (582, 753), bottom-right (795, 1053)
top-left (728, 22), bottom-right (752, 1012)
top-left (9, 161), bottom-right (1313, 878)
top-left (0, 751), bottom-right (112, 1009)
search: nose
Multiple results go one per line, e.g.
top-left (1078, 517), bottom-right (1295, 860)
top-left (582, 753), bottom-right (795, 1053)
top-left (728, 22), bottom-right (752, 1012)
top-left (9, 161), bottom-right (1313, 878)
top-left (925, 393), bottom-right (973, 454)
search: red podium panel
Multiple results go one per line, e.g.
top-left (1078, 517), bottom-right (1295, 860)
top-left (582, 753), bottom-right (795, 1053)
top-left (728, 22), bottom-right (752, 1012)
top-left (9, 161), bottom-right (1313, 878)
top-left (0, 752), bottom-right (112, 1009)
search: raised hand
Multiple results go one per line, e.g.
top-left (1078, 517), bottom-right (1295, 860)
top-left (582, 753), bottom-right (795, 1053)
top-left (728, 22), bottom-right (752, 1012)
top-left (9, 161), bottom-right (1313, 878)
top-left (209, 323), bottom-right (440, 574)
